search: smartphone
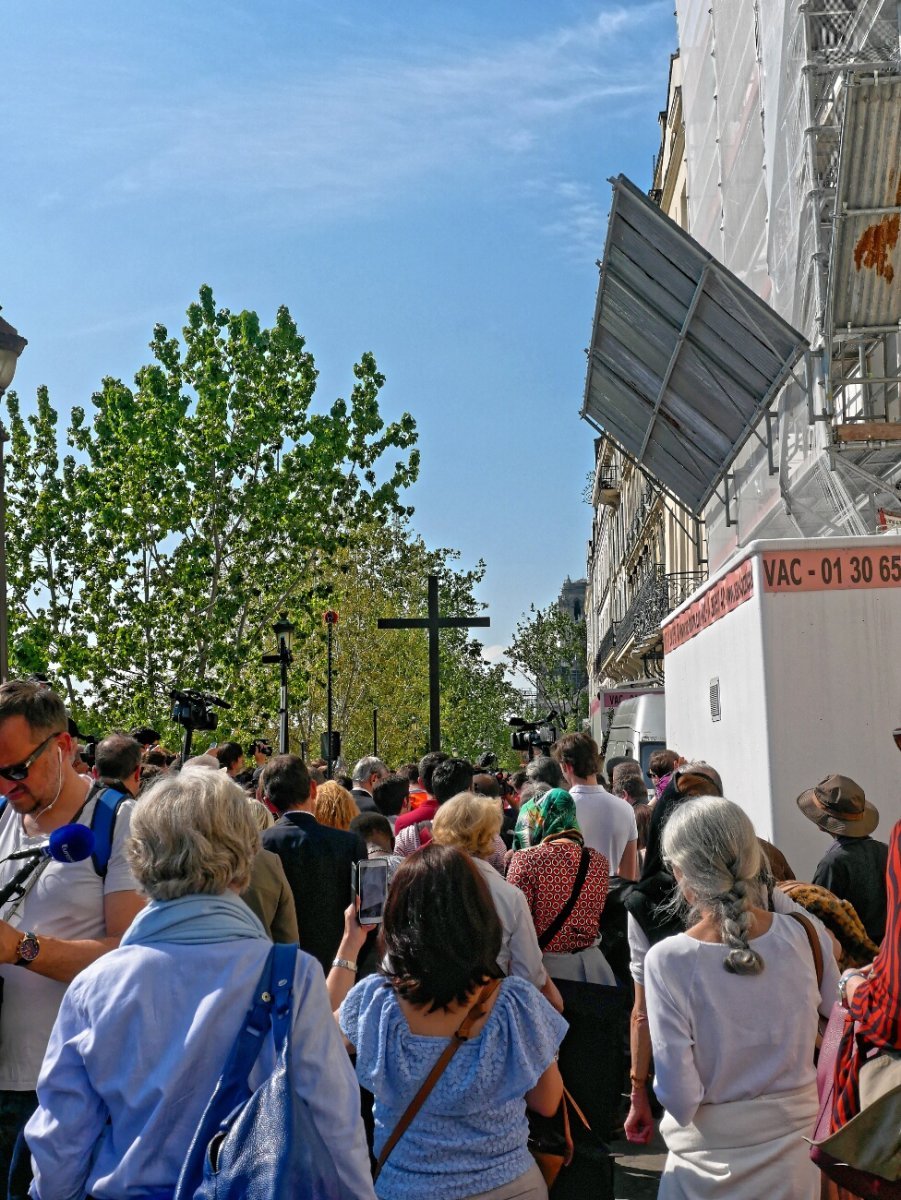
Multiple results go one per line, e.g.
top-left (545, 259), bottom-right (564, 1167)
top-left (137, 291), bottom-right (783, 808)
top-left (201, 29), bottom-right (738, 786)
top-left (352, 859), bottom-right (389, 926)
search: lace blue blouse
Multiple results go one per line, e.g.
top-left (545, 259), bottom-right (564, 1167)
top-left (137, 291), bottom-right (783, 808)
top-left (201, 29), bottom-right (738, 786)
top-left (339, 974), bottom-right (568, 1200)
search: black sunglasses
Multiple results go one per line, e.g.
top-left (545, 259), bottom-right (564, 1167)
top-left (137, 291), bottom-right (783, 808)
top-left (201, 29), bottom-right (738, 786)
top-left (0, 731), bottom-right (64, 782)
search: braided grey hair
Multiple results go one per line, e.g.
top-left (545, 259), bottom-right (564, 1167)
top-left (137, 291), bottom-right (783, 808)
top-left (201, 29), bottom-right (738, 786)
top-left (662, 797), bottom-right (765, 975)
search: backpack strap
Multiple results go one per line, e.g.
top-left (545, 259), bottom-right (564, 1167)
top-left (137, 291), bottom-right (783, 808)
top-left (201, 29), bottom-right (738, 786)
top-left (0, 786), bottom-right (128, 879)
top-left (88, 784), bottom-right (130, 878)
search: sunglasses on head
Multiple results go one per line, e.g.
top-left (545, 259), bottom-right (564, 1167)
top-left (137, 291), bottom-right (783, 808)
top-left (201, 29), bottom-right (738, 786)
top-left (0, 730), bottom-right (64, 782)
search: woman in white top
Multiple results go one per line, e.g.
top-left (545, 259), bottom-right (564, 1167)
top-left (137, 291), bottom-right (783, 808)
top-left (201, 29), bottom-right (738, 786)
top-left (644, 797), bottom-right (838, 1200)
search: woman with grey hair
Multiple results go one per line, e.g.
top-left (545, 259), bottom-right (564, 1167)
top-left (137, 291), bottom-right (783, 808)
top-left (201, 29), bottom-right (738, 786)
top-left (644, 796), bottom-right (838, 1200)
top-left (26, 769), bottom-right (376, 1200)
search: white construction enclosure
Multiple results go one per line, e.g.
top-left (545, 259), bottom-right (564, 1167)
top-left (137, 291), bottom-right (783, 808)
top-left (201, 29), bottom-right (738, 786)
top-left (662, 536), bottom-right (901, 880)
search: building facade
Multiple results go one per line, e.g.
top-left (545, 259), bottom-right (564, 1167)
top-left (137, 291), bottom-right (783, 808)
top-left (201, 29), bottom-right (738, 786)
top-left (585, 2), bottom-right (900, 701)
top-left (585, 51), bottom-right (706, 695)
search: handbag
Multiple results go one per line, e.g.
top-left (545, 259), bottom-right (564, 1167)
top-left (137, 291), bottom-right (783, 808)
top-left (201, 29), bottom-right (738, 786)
top-left (808, 1002), bottom-right (901, 1198)
top-left (173, 943), bottom-right (354, 1200)
top-left (527, 1086), bottom-right (591, 1189)
top-left (374, 978), bottom-right (502, 1181)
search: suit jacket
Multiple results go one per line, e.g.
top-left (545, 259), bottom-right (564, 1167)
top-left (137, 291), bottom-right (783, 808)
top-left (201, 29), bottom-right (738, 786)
top-left (262, 811), bottom-right (368, 972)
top-left (351, 787), bottom-right (378, 814)
top-left (241, 848), bottom-right (299, 944)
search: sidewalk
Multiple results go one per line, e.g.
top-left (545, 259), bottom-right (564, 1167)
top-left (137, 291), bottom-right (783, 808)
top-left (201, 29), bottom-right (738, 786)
top-left (609, 1128), bottom-right (667, 1199)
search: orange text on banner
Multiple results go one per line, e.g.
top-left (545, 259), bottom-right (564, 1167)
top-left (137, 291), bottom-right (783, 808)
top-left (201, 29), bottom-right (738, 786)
top-left (762, 547), bottom-right (901, 593)
top-left (663, 559), bottom-right (755, 654)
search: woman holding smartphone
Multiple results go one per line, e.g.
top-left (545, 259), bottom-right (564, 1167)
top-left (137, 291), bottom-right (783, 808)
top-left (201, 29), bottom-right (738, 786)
top-left (326, 844), bottom-right (567, 1200)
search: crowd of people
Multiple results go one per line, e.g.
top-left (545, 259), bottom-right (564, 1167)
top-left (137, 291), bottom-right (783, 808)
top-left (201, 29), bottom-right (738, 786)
top-left (0, 676), bottom-right (896, 1199)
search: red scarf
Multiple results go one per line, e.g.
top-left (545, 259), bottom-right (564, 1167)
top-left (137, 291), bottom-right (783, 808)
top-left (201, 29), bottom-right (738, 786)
top-left (833, 818), bottom-right (901, 1129)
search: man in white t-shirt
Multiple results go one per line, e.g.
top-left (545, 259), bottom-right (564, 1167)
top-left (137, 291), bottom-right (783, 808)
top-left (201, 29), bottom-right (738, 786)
top-left (553, 732), bottom-right (638, 881)
top-left (0, 682), bottom-right (144, 1199)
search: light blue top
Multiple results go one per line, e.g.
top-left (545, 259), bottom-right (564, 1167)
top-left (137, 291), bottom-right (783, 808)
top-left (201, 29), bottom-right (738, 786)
top-left (27, 937), bottom-right (376, 1200)
top-left (340, 974), bottom-right (568, 1200)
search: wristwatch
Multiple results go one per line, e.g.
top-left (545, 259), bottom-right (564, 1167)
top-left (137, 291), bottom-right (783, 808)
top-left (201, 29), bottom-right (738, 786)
top-left (14, 931), bottom-right (40, 966)
top-left (838, 969), bottom-right (865, 1010)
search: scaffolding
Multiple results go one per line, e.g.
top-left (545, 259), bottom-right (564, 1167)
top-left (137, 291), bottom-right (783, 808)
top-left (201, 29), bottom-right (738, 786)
top-left (675, 0), bottom-right (901, 569)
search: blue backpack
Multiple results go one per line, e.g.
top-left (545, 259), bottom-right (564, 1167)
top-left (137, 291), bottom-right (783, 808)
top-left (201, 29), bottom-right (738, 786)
top-left (0, 783), bottom-right (129, 878)
top-left (174, 942), bottom-right (355, 1200)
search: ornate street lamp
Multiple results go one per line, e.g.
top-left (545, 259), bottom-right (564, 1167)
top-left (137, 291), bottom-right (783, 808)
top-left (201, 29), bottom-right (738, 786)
top-left (0, 312), bottom-right (28, 683)
top-left (262, 613), bottom-right (295, 754)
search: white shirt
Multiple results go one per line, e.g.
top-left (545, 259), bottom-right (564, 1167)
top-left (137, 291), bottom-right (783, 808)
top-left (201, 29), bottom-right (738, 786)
top-left (568, 783), bottom-right (637, 874)
top-left (628, 887), bottom-right (827, 987)
top-left (471, 855), bottom-right (547, 988)
top-left (0, 792), bottom-right (137, 1089)
top-left (644, 913), bottom-right (838, 1127)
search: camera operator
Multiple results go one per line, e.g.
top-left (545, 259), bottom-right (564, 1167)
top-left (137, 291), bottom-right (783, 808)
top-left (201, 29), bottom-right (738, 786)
top-left (0, 683), bottom-right (144, 1197)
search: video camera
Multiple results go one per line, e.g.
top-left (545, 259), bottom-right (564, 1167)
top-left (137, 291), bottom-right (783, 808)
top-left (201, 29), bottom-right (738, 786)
top-left (169, 688), bottom-right (231, 733)
top-left (508, 712), bottom-right (558, 758)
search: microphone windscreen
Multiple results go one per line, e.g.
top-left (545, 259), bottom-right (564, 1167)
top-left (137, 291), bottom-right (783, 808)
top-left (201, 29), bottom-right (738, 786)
top-left (48, 824), bottom-right (96, 863)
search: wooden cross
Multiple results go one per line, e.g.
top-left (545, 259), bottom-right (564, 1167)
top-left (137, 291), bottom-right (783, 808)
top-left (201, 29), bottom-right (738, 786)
top-left (378, 574), bottom-right (490, 751)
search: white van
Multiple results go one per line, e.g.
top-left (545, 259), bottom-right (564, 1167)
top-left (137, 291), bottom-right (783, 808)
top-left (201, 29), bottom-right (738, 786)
top-left (604, 692), bottom-right (666, 778)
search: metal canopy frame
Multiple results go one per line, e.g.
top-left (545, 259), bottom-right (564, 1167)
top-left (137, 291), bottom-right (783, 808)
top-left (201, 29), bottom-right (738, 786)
top-left (581, 175), bottom-right (810, 516)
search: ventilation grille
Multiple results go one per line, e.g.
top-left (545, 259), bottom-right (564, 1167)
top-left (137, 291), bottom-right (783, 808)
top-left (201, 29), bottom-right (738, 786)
top-left (710, 678), bottom-right (722, 723)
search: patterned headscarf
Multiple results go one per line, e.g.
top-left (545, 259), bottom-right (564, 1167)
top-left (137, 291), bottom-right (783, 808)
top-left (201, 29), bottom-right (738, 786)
top-left (512, 788), bottom-right (580, 850)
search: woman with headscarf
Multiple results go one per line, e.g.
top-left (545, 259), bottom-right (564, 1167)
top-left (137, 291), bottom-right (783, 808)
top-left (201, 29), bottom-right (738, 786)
top-left (506, 789), bottom-right (620, 1145)
top-left (506, 789), bottom-right (612, 982)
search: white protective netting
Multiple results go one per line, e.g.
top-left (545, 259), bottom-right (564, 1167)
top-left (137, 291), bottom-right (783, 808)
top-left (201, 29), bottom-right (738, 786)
top-left (674, 0), bottom-right (901, 570)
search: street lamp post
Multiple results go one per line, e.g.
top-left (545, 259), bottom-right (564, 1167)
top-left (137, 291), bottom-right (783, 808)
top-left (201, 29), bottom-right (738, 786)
top-left (262, 614), bottom-right (295, 754)
top-left (0, 312), bottom-right (28, 684)
top-left (323, 610), bottom-right (339, 778)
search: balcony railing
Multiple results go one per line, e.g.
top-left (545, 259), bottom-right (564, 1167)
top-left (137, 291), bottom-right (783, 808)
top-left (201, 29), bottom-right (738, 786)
top-left (594, 468), bottom-right (621, 507)
top-left (619, 567), bottom-right (706, 649)
top-left (594, 622), bottom-right (618, 673)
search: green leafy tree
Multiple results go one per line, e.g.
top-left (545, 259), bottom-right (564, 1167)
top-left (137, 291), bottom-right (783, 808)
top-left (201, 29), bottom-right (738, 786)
top-left (283, 521), bottom-right (518, 767)
top-left (505, 602), bottom-right (588, 732)
top-left (3, 287), bottom-right (419, 738)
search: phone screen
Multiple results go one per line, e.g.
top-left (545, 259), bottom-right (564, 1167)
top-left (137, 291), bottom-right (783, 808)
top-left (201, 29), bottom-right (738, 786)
top-left (355, 860), bottom-right (389, 925)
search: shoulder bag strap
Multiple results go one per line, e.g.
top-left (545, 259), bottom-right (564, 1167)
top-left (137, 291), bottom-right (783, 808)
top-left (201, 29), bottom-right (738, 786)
top-left (269, 942), bottom-right (297, 1053)
top-left (789, 911), bottom-right (824, 987)
top-left (538, 848), bottom-right (591, 950)
top-left (374, 977), bottom-right (502, 1180)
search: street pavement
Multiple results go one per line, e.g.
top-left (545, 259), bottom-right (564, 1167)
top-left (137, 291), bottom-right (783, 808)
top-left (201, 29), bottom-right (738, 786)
top-left (610, 1128), bottom-right (667, 1199)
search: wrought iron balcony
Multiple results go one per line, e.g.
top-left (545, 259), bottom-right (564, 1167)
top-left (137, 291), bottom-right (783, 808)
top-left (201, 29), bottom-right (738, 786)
top-left (619, 567), bottom-right (706, 649)
top-left (594, 622), bottom-right (618, 673)
top-left (594, 468), bottom-right (621, 507)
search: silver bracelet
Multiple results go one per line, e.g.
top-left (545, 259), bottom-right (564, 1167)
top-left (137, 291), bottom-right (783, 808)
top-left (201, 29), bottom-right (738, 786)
top-left (331, 957), bottom-right (358, 974)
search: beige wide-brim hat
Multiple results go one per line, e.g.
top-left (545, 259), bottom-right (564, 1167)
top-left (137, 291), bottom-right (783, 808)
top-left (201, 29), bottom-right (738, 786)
top-left (796, 774), bottom-right (879, 837)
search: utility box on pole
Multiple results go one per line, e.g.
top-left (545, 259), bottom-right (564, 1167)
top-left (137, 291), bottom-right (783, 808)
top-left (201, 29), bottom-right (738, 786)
top-left (662, 537), bottom-right (901, 880)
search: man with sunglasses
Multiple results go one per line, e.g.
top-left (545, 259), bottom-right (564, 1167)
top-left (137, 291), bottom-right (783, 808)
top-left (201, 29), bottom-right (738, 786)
top-left (0, 682), bottom-right (144, 1199)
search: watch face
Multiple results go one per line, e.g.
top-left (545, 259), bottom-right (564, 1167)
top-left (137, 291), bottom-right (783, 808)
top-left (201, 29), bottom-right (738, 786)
top-left (16, 934), bottom-right (39, 963)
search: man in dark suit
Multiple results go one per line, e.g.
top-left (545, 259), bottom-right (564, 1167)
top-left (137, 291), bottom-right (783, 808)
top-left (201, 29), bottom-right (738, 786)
top-left (261, 755), bottom-right (367, 972)
top-left (350, 756), bottom-right (388, 814)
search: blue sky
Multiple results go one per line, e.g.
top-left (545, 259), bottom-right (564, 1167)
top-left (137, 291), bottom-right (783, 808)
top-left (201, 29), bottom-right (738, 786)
top-left (3, 1), bottom-right (676, 661)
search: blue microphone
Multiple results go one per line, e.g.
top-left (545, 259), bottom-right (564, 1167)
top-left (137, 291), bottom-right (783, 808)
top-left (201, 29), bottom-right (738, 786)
top-left (7, 824), bottom-right (96, 863)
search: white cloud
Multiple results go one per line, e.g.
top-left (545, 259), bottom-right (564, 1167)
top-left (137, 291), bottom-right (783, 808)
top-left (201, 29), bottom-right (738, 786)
top-left (481, 643), bottom-right (509, 667)
top-left (84, 3), bottom-right (670, 222)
